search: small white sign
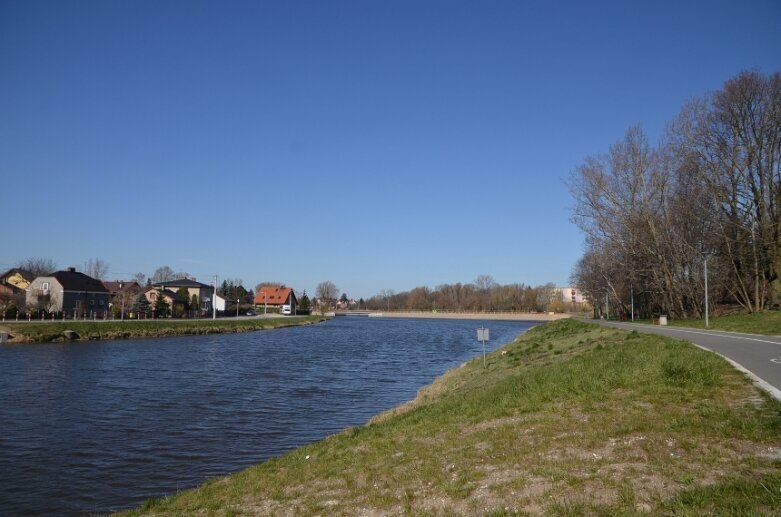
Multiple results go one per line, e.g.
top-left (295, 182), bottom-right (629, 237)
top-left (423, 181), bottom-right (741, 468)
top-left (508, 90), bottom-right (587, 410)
top-left (477, 328), bottom-right (489, 341)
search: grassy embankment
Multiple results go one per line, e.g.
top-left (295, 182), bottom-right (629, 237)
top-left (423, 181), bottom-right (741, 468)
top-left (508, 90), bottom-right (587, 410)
top-left (665, 311), bottom-right (781, 336)
top-left (123, 319), bottom-right (781, 515)
top-left (0, 316), bottom-right (326, 344)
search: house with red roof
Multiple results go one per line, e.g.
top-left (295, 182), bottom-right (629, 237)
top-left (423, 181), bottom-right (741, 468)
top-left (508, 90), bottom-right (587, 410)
top-left (254, 285), bottom-right (297, 314)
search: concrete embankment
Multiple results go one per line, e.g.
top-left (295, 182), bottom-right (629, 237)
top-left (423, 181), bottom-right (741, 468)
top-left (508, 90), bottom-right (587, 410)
top-left (369, 311), bottom-right (572, 321)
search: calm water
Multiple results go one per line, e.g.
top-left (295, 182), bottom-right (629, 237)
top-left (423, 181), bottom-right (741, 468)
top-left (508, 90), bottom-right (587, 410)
top-left (0, 317), bottom-right (535, 515)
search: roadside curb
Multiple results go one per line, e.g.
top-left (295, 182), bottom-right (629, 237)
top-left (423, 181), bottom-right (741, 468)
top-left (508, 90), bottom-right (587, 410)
top-left (691, 344), bottom-right (781, 403)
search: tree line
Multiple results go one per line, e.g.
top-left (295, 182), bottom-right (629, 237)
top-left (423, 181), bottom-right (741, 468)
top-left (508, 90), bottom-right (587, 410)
top-left (569, 70), bottom-right (780, 319)
top-left (362, 276), bottom-right (563, 313)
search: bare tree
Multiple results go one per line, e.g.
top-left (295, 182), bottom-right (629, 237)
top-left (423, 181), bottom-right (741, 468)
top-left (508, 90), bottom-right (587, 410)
top-left (671, 71), bottom-right (781, 310)
top-left (475, 274), bottom-right (498, 311)
top-left (83, 258), bottom-right (110, 280)
top-left (0, 291), bottom-right (12, 314)
top-left (151, 266), bottom-right (176, 284)
top-left (364, 282), bottom-right (567, 313)
top-left (406, 287), bottom-right (431, 310)
top-left (568, 70), bottom-right (781, 318)
top-left (132, 272), bottom-right (146, 286)
top-left (111, 285), bottom-right (141, 320)
top-left (475, 275), bottom-right (497, 291)
top-left (255, 281), bottom-right (284, 292)
top-left (17, 257), bottom-right (57, 277)
top-left (379, 289), bottom-right (396, 311)
top-left (316, 281), bottom-right (339, 310)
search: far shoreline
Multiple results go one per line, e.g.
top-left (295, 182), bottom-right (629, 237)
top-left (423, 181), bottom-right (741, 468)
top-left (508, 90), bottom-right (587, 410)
top-left (339, 310), bottom-right (573, 322)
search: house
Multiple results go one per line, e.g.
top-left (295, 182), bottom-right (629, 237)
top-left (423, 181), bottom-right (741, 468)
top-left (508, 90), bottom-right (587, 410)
top-left (152, 278), bottom-right (214, 313)
top-left (0, 268), bottom-right (32, 310)
top-left (214, 293), bottom-right (232, 312)
top-left (0, 268), bottom-right (35, 290)
top-left (26, 267), bottom-right (110, 316)
top-left (557, 287), bottom-right (588, 304)
top-left (103, 280), bottom-right (141, 296)
top-left (254, 285), bottom-right (297, 313)
top-left (144, 288), bottom-right (188, 316)
top-left (103, 280), bottom-right (142, 317)
top-left (0, 282), bottom-right (25, 314)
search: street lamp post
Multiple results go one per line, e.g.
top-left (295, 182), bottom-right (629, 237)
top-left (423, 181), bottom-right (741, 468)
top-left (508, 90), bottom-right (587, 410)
top-left (630, 284), bottom-right (634, 322)
top-left (704, 255), bottom-right (710, 328)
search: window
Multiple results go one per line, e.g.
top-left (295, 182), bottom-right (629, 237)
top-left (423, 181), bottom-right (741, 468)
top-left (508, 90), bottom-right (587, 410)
top-left (99, 299), bottom-right (104, 306)
top-left (90, 300), bottom-right (95, 306)
top-left (41, 282), bottom-right (49, 292)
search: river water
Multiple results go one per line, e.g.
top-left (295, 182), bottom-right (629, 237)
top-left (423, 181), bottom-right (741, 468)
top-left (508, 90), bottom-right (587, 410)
top-left (0, 317), bottom-right (535, 515)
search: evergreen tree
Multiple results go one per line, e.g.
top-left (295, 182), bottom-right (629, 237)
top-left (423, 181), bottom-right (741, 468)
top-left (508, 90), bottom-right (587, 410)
top-left (176, 287), bottom-right (190, 309)
top-left (220, 280), bottom-right (229, 297)
top-left (132, 292), bottom-right (150, 316)
top-left (154, 292), bottom-right (170, 318)
top-left (299, 290), bottom-right (311, 311)
top-left (191, 294), bottom-right (199, 313)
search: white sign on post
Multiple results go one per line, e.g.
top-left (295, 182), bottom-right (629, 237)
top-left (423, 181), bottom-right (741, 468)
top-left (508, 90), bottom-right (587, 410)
top-left (477, 327), bottom-right (489, 368)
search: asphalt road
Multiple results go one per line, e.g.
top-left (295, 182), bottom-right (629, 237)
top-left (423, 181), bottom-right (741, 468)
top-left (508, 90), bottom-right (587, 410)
top-left (590, 319), bottom-right (781, 400)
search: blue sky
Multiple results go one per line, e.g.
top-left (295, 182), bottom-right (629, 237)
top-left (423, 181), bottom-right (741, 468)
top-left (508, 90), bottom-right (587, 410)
top-left (2, 1), bottom-right (780, 299)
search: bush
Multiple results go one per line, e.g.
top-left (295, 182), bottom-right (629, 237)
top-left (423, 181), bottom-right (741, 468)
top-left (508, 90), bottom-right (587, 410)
top-left (3, 305), bottom-right (20, 319)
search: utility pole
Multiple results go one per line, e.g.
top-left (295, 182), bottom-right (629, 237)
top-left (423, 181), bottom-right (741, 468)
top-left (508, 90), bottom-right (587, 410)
top-left (630, 284), bottom-right (634, 322)
top-left (213, 275), bottom-right (217, 320)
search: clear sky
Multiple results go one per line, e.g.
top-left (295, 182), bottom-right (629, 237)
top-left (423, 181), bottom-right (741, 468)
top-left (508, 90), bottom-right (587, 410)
top-left (2, 1), bottom-right (780, 299)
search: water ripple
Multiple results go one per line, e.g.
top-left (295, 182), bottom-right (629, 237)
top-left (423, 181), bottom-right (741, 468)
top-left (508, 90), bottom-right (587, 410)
top-left (0, 317), bottom-right (533, 515)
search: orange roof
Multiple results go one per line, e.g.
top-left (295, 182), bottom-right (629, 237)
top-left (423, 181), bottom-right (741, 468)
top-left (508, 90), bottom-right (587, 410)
top-left (254, 285), bottom-right (293, 305)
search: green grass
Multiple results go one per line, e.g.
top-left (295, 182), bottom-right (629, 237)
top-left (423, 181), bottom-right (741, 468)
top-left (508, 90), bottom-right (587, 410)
top-left (667, 310), bottom-right (781, 335)
top-left (0, 316), bottom-right (325, 343)
top-left (119, 319), bottom-right (781, 515)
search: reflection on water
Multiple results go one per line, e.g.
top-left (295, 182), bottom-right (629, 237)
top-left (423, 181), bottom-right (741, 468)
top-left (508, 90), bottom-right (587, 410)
top-left (0, 317), bottom-right (534, 515)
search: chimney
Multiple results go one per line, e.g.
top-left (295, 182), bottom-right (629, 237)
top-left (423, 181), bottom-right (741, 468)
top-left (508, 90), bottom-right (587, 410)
top-left (67, 267), bottom-right (76, 273)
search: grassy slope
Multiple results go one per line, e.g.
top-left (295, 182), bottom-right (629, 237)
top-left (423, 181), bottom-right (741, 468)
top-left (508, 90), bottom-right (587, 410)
top-left (668, 311), bottom-right (781, 336)
top-left (0, 316), bottom-right (325, 343)
top-left (123, 320), bottom-right (781, 515)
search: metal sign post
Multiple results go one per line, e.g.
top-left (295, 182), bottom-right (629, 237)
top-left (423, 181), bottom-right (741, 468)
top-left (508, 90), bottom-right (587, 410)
top-left (477, 327), bottom-right (490, 368)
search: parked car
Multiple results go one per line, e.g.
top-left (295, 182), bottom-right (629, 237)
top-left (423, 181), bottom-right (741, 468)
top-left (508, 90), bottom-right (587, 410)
top-left (245, 310), bottom-right (256, 316)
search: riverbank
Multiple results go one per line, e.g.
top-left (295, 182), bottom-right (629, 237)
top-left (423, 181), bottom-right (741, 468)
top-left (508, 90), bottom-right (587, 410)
top-left (0, 315), bottom-right (326, 344)
top-left (122, 319), bottom-right (781, 515)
